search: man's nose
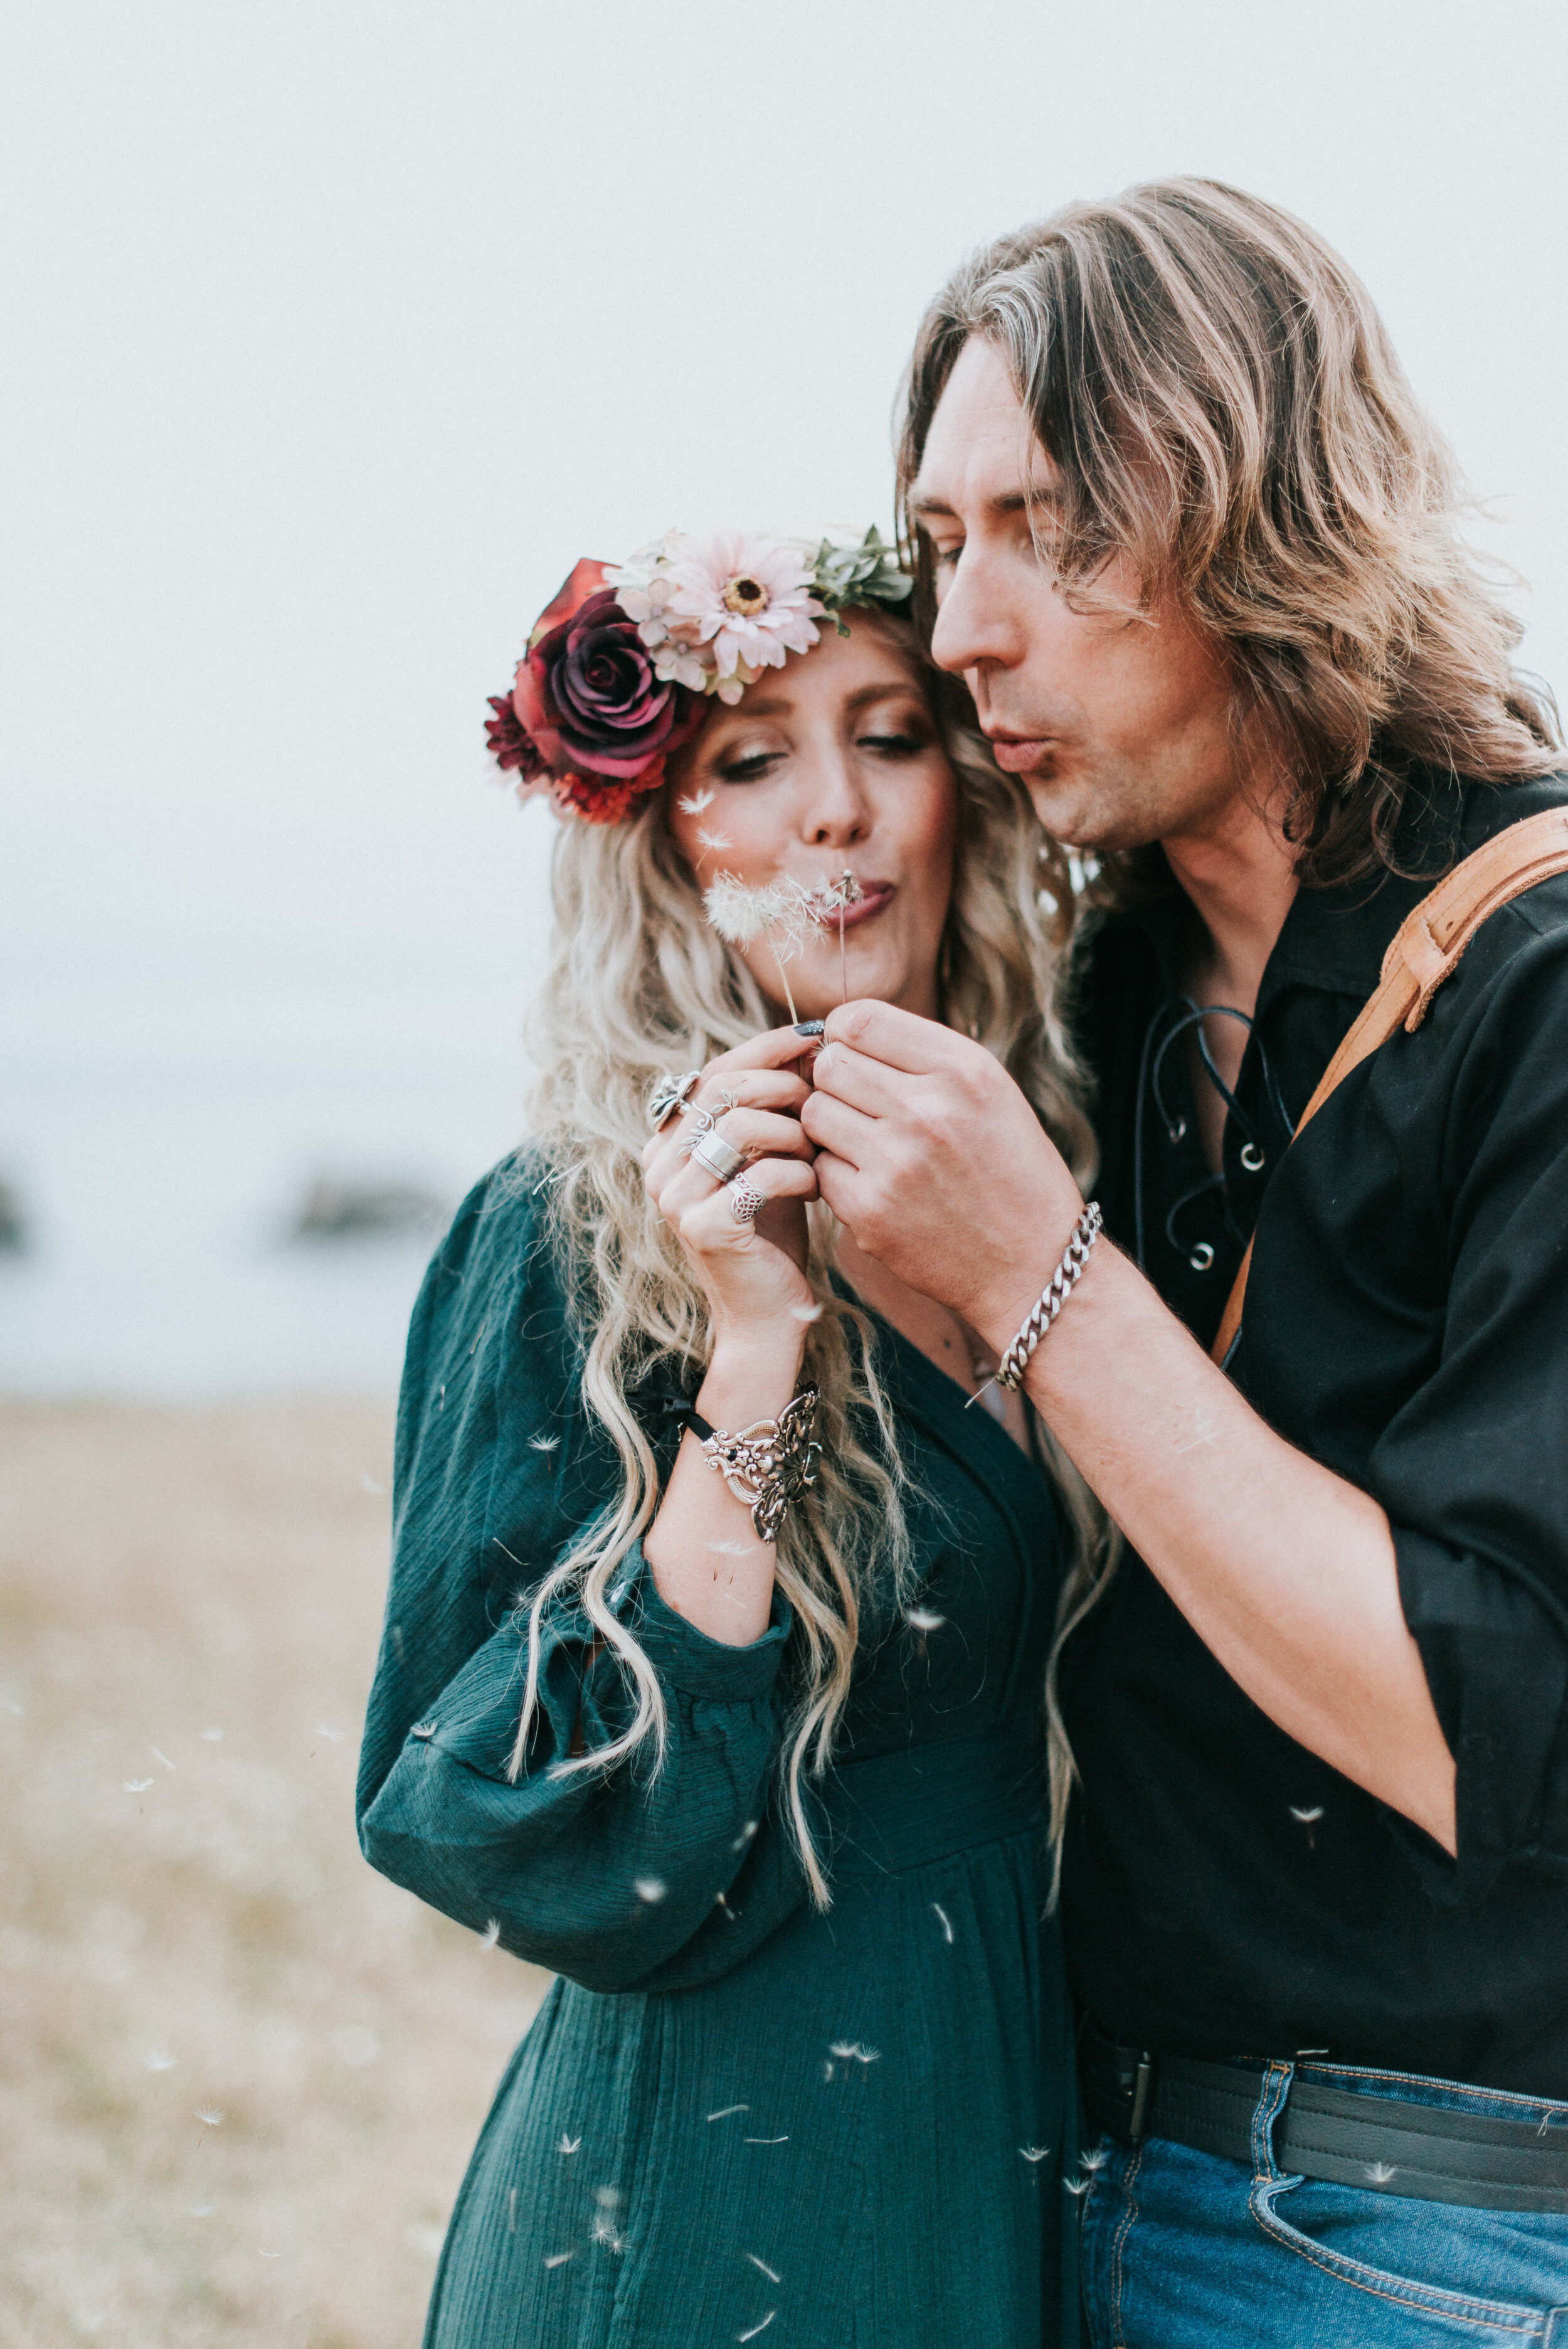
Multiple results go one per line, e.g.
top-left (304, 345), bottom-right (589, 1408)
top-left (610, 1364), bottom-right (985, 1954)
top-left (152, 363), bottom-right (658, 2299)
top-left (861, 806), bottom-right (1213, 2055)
top-left (930, 548), bottom-right (1019, 678)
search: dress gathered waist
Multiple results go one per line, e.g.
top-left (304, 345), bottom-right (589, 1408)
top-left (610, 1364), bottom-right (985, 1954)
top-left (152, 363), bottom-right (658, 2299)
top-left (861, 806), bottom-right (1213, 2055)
top-left (822, 1727), bottom-right (1046, 1877)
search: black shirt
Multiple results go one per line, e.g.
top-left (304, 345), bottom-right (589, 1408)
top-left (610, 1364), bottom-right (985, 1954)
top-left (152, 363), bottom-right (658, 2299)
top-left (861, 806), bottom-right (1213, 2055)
top-left (1060, 768), bottom-right (1568, 2096)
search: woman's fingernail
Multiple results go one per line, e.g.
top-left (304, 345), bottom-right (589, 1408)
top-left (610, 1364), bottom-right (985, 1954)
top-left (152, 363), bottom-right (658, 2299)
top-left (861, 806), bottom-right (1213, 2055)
top-left (793, 1020), bottom-right (825, 1038)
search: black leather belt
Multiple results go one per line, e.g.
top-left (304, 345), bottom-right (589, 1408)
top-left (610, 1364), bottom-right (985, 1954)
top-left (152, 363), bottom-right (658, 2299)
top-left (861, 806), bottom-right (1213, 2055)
top-left (1082, 2032), bottom-right (1568, 2215)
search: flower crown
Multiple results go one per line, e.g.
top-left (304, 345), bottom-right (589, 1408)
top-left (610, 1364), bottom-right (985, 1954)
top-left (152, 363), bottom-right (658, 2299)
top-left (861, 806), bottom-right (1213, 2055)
top-left (485, 527), bottom-right (912, 824)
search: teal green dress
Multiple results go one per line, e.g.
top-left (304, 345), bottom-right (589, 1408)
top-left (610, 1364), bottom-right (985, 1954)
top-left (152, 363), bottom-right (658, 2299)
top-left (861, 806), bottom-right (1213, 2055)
top-left (358, 1166), bottom-right (1081, 2346)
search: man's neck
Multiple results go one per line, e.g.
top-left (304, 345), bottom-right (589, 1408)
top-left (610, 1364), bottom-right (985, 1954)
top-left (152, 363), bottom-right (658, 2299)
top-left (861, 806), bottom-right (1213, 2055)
top-left (1162, 787), bottom-right (1300, 1017)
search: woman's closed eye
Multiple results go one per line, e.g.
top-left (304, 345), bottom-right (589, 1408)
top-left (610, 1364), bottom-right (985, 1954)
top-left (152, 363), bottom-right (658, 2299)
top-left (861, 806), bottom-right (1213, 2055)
top-left (859, 728), bottom-right (935, 761)
top-left (714, 748), bottom-right (787, 785)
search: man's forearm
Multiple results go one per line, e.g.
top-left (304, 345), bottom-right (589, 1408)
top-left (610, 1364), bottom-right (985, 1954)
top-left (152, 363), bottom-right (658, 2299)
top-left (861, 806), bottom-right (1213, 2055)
top-left (1006, 1240), bottom-right (1458, 1853)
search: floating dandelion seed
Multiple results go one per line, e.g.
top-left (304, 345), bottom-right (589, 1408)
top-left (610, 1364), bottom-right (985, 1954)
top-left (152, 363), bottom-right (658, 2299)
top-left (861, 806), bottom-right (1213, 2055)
top-left (188, 2202), bottom-right (214, 2217)
top-left (479, 1919), bottom-right (501, 1948)
top-left (790, 1302), bottom-right (824, 1323)
top-left (743, 2134), bottom-right (788, 2145)
top-left (528, 1434), bottom-right (561, 1454)
top-left (122, 1778), bottom-right (154, 1793)
top-left (1365, 2161), bottom-right (1399, 2184)
top-left (903, 1606), bottom-right (945, 1635)
top-left (694, 825), bottom-right (734, 867)
top-left (151, 1746), bottom-right (176, 1773)
top-left (746, 2254), bottom-right (782, 2283)
top-left (199, 1727), bottom-right (223, 1742)
top-left (715, 1890), bottom-right (739, 1922)
top-left (829, 2042), bottom-right (880, 2064)
top-left (196, 2107), bottom-right (225, 2127)
top-left (678, 788), bottom-right (716, 815)
top-left (558, 2134), bottom-right (581, 2156)
top-left (633, 1877), bottom-right (667, 1904)
top-left (1290, 1803), bottom-right (1326, 1851)
top-left (145, 2049), bottom-right (176, 2072)
top-left (411, 1722), bottom-right (437, 1741)
top-left (314, 1725), bottom-right (346, 1742)
top-left (591, 2219), bottom-right (627, 2254)
top-left (1080, 2146), bottom-right (1111, 2172)
top-left (738, 2315), bottom-right (776, 2341)
top-left (593, 2185), bottom-right (623, 2208)
top-left (707, 2104), bottom-right (748, 2122)
top-left (543, 2251), bottom-right (573, 2269)
top-left (932, 1903), bottom-right (954, 1944)
top-left (707, 1539), bottom-right (751, 1557)
top-left (1019, 2146), bottom-right (1052, 2163)
top-left (1064, 2174), bottom-right (1092, 2197)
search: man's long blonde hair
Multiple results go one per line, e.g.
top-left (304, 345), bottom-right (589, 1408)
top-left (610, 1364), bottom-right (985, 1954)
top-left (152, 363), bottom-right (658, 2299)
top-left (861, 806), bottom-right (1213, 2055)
top-left (510, 615), bottom-right (1094, 1904)
top-left (899, 179), bottom-right (1559, 896)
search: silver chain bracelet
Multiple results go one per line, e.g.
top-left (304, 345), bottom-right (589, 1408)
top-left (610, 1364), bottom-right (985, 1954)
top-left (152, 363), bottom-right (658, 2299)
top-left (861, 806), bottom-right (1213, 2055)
top-left (994, 1202), bottom-right (1103, 1391)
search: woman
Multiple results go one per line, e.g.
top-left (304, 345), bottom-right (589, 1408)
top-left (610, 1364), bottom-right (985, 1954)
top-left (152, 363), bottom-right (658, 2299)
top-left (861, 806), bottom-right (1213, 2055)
top-left (356, 528), bottom-right (1097, 2346)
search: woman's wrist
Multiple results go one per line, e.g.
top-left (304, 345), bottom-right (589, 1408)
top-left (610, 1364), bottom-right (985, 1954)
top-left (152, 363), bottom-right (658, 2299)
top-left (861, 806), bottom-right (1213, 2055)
top-left (699, 1324), bottom-right (808, 1428)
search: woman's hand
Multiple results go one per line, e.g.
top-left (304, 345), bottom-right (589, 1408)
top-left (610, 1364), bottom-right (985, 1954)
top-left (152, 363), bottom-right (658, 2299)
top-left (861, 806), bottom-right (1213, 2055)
top-left (642, 1028), bottom-right (824, 1641)
top-left (642, 1026), bottom-right (821, 1344)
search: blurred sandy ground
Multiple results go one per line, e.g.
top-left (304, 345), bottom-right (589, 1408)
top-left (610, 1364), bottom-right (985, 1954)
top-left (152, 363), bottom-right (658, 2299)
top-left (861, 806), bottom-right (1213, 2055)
top-left (0, 1400), bottom-right (549, 2348)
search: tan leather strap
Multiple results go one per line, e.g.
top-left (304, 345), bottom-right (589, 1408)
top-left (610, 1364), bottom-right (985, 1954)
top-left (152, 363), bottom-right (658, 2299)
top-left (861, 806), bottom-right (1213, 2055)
top-left (1210, 805), bottom-right (1568, 1366)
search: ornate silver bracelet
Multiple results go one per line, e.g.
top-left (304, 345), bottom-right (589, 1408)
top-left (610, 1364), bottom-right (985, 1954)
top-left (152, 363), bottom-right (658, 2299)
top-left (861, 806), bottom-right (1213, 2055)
top-left (694, 1384), bottom-right (821, 1544)
top-left (994, 1202), bottom-right (1103, 1391)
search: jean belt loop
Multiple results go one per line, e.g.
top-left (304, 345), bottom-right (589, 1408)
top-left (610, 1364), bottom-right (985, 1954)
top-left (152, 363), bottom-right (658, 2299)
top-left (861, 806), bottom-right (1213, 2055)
top-left (1127, 2052), bottom-right (1157, 2145)
top-left (1542, 2311), bottom-right (1568, 2348)
top-left (1251, 2059), bottom-right (1295, 2183)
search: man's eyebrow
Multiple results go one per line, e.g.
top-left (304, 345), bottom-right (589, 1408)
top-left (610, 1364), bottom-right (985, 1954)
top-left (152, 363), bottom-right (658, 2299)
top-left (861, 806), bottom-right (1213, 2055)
top-left (908, 481), bottom-right (1062, 523)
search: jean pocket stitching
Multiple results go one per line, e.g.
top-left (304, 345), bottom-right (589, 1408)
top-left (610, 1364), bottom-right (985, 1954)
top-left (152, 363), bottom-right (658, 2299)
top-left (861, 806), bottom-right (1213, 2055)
top-left (1249, 2173), bottom-right (1544, 2333)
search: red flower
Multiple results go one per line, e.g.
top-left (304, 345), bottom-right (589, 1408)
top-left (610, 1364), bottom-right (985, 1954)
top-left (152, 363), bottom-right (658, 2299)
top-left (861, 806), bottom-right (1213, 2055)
top-left (484, 694), bottom-right (544, 777)
top-left (486, 558), bottom-right (707, 820)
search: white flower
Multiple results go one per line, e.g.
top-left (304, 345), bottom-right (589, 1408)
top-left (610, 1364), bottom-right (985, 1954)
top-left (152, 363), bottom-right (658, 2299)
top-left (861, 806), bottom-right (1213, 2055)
top-left (665, 533), bottom-right (822, 681)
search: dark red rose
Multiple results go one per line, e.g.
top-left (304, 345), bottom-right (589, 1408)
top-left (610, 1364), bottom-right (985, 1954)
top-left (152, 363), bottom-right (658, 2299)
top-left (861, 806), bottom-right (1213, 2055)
top-left (484, 693), bottom-right (544, 776)
top-left (514, 579), bottom-right (704, 781)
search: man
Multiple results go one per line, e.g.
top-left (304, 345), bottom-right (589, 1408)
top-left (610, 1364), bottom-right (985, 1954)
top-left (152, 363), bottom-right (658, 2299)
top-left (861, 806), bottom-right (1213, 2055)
top-left (801, 179), bottom-right (1568, 2341)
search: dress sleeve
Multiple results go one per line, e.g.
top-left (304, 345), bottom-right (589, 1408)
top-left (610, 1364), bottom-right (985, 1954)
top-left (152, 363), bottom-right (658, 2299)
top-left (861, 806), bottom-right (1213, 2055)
top-left (355, 1165), bottom-right (813, 1990)
top-left (1369, 913), bottom-right (1568, 1907)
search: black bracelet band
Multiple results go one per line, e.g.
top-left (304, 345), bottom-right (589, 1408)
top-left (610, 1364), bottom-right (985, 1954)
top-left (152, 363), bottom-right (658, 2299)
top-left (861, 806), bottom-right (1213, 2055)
top-left (661, 1396), bottom-right (716, 1444)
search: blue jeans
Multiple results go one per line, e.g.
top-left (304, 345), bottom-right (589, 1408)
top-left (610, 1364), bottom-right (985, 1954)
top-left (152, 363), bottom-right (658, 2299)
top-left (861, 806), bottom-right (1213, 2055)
top-left (1081, 2058), bottom-right (1568, 2346)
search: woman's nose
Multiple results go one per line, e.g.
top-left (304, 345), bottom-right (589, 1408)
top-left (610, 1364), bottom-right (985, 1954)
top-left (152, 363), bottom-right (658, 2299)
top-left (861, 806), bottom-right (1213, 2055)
top-left (799, 746), bottom-right (870, 846)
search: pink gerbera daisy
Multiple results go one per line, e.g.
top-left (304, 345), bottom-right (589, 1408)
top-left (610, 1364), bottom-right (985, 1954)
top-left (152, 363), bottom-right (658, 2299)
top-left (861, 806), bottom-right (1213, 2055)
top-left (664, 533), bottom-right (823, 682)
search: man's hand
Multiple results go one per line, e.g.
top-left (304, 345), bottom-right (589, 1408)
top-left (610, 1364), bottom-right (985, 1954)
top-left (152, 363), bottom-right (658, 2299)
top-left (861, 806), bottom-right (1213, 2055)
top-left (800, 999), bottom-right (1084, 1341)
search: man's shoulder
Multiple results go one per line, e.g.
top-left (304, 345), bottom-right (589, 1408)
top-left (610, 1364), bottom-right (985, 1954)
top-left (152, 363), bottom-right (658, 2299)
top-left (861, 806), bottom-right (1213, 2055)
top-left (1454, 770), bottom-right (1568, 954)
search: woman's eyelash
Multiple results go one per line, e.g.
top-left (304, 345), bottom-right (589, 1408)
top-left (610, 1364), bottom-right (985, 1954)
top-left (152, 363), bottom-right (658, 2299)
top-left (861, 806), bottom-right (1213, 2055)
top-left (860, 731), bottom-right (930, 758)
top-left (716, 751), bottom-right (780, 783)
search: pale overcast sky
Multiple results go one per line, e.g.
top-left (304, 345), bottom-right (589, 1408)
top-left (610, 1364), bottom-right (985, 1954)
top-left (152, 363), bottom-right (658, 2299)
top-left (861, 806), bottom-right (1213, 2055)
top-left (6, 0), bottom-right (1567, 1073)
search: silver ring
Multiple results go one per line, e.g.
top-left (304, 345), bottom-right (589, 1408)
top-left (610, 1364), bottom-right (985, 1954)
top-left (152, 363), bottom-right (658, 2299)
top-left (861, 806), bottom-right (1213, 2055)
top-left (689, 1132), bottom-right (746, 1184)
top-left (728, 1177), bottom-right (765, 1221)
top-left (649, 1069), bottom-right (701, 1130)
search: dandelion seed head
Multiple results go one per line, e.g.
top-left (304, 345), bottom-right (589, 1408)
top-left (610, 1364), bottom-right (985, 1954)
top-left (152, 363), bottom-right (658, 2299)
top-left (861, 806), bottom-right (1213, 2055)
top-left (1080, 2146), bottom-right (1111, 2173)
top-left (1289, 1805), bottom-right (1326, 1823)
top-left (695, 826), bottom-right (733, 856)
top-left (789, 1302), bottom-right (824, 1323)
top-left (528, 1434), bottom-right (562, 1454)
top-left (1365, 2160), bottom-right (1399, 2184)
top-left (558, 2134), bottom-right (581, 2155)
top-left (1019, 2145), bottom-right (1052, 2163)
top-left (479, 1918), bottom-right (501, 1948)
top-left (1064, 2174), bottom-right (1092, 2197)
top-left (828, 2041), bottom-right (879, 2064)
top-left (677, 788), bottom-right (716, 814)
top-left (903, 1606), bottom-right (945, 1634)
top-left (195, 2106), bottom-right (225, 2126)
top-left (122, 1778), bottom-right (154, 1793)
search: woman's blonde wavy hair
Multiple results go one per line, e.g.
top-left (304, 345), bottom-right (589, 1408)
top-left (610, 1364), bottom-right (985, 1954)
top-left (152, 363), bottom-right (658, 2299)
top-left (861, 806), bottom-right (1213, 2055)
top-left (898, 178), bottom-right (1560, 899)
top-left (507, 608), bottom-right (1098, 1904)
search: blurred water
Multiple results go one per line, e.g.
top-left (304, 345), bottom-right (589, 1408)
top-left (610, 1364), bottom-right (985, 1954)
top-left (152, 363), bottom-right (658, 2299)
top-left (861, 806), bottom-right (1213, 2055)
top-left (0, 988), bottom-right (531, 1398)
